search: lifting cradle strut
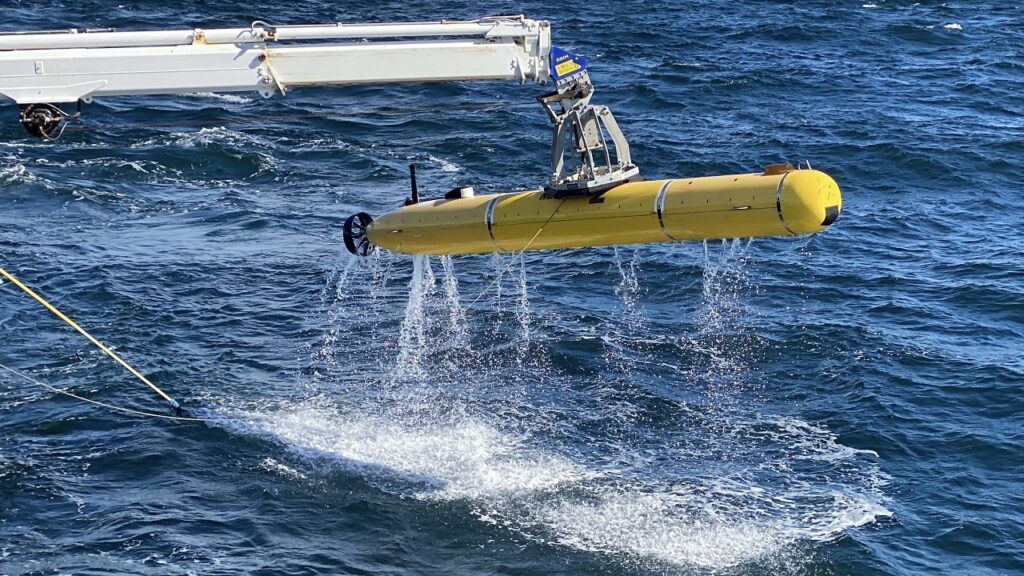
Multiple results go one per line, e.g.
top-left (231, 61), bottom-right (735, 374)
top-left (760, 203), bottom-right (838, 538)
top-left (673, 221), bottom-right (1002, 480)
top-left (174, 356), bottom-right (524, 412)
top-left (0, 16), bottom-right (638, 196)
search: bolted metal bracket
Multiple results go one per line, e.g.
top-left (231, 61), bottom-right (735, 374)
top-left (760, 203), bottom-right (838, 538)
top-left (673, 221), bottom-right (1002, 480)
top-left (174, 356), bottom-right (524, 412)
top-left (538, 69), bottom-right (640, 197)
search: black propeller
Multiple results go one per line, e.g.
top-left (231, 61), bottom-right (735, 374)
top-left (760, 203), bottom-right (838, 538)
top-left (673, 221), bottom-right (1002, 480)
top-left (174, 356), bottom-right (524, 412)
top-left (343, 212), bottom-right (376, 256)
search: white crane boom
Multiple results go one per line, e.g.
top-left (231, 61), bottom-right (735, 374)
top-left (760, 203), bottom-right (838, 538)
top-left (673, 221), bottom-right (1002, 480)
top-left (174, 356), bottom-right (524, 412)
top-left (0, 15), bottom-right (639, 196)
top-left (0, 17), bottom-right (551, 105)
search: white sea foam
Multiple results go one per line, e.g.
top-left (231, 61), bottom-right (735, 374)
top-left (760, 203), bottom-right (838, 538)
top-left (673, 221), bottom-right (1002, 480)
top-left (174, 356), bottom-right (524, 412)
top-left (944, 23), bottom-right (963, 31)
top-left (538, 493), bottom-right (783, 569)
top-left (794, 491), bottom-right (892, 541)
top-left (230, 401), bottom-right (891, 570)
top-left (186, 92), bottom-right (255, 104)
top-left (36, 156), bottom-right (167, 175)
top-left (426, 154), bottom-right (461, 173)
top-left (0, 163), bottom-right (32, 185)
top-left (131, 126), bottom-right (271, 149)
top-left (128, 127), bottom-right (278, 174)
top-left (0, 161), bottom-right (64, 191)
top-left (244, 407), bottom-right (587, 500)
top-left (259, 457), bottom-right (309, 481)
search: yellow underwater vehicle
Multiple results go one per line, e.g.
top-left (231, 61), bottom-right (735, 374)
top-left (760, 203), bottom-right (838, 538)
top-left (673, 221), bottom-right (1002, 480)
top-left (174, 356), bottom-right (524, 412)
top-left (344, 165), bottom-right (840, 257)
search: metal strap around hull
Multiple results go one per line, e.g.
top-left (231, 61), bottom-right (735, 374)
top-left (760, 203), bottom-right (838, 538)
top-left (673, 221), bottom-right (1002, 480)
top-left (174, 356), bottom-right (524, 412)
top-left (484, 196), bottom-right (502, 251)
top-left (653, 180), bottom-right (679, 241)
top-left (775, 172), bottom-right (796, 235)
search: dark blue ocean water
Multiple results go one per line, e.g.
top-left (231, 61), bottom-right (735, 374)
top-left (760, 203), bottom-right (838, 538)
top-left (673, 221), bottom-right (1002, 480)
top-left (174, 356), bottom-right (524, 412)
top-left (1, 1), bottom-right (1022, 574)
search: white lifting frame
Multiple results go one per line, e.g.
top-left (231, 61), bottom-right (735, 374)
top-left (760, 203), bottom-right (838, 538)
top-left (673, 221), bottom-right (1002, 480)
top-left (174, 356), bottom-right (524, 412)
top-left (0, 17), bottom-right (552, 105)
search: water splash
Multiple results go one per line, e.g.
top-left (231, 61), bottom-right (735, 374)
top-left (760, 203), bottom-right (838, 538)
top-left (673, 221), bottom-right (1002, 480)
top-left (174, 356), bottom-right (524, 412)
top-left (310, 252), bottom-right (396, 389)
top-left (489, 252), bottom-right (508, 315)
top-left (601, 246), bottom-right (650, 383)
top-left (368, 250), bottom-right (398, 303)
top-left (613, 245), bottom-right (642, 319)
top-left (515, 254), bottom-right (532, 346)
top-left (612, 245), bottom-right (647, 340)
top-left (700, 238), bottom-right (754, 309)
top-left (309, 254), bottom-right (359, 387)
top-left (230, 246), bottom-right (889, 572)
top-left (439, 255), bottom-right (467, 343)
top-left (682, 238), bottom-right (761, 403)
top-left (394, 254), bottom-right (436, 380)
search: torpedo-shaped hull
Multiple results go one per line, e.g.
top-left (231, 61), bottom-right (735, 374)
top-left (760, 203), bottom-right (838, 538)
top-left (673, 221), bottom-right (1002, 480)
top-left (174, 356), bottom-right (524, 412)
top-left (355, 167), bottom-right (841, 256)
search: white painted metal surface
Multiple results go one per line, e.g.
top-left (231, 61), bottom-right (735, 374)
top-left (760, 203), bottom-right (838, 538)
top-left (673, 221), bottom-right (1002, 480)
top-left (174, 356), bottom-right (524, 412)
top-left (0, 17), bottom-right (551, 104)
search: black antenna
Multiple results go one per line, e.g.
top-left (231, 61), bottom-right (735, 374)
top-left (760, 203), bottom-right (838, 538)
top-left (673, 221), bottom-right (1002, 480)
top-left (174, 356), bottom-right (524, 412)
top-left (406, 164), bottom-right (419, 205)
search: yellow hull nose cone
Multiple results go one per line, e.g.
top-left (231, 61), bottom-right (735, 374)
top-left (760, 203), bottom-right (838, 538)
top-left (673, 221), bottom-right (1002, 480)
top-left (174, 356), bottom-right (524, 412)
top-left (777, 169), bottom-right (842, 234)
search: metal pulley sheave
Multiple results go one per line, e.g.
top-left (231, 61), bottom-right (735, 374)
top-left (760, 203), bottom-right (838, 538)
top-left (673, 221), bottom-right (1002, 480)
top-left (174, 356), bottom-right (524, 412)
top-left (18, 103), bottom-right (77, 139)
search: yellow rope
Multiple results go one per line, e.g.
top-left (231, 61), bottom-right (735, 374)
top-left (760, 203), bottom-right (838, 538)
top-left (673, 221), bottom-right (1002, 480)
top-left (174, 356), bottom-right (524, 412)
top-left (0, 266), bottom-right (180, 411)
